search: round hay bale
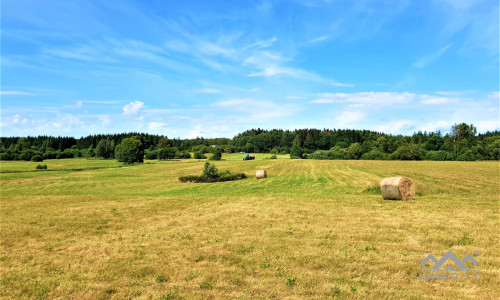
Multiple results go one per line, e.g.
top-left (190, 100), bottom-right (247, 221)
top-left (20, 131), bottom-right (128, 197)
top-left (256, 170), bottom-right (267, 179)
top-left (380, 177), bottom-right (415, 200)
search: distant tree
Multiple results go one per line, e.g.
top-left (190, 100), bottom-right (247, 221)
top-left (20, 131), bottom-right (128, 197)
top-left (31, 155), bottom-right (43, 162)
top-left (115, 138), bottom-right (144, 164)
top-left (347, 142), bottom-right (363, 159)
top-left (485, 138), bottom-right (500, 160)
top-left (244, 143), bottom-right (255, 153)
top-left (157, 137), bottom-right (169, 149)
top-left (158, 147), bottom-right (176, 160)
top-left (95, 139), bottom-right (107, 158)
top-left (194, 151), bottom-right (207, 159)
top-left (290, 145), bottom-right (303, 159)
top-left (449, 123), bottom-right (477, 157)
top-left (209, 149), bottom-right (222, 161)
top-left (392, 144), bottom-right (424, 160)
top-left (202, 162), bottom-right (219, 178)
top-left (361, 150), bottom-right (388, 160)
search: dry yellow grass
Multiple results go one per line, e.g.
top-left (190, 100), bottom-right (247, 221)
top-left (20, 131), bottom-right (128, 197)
top-left (0, 158), bottom-right (499, 299)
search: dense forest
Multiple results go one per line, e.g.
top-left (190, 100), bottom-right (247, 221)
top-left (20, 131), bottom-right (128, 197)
top-left (1, 123), bottom-right (499, 162)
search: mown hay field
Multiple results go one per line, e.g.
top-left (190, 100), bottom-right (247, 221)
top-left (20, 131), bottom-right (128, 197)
top-left (1, 156), bottom-right (499, 299)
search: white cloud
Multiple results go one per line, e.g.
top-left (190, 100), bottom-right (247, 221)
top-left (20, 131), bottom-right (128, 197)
top-left (1, 90), bottom-right (33, 96)
top-left (420, 95), bottom-right (458, 105)
top-left (76, 100), bottom-right (83, 108)
top-left (123, 101), bottom-right (144, 115)
top-left (248, 66), bottom-right (291, 77)
top-left (193, 88), bottom-right (221, 94)
top-left (377, 120), bottom-right (416, 134)
top-left (187, 125), bottom-right (203, 139)
top-left (244, 37), bottom-right (277, 49)
top-left (149, 122), bottom-right (167, 130)
top-left (331, 82), bottom-right (354, 87)
top-left (435, 90), bottom-right (476, 96)
top-left (309, 35), bottom-right (330, 43)
top-left (311, 92), bottom-right (416, 106)
top-left (475, 121), bottom-right (500, 132)
top-left (414, 44), bottom-right (452, 68)
top-left (336, 111), bottom-right (365, 127)
top-left (13, 114), bottom-right (20, 124)
top-left (142, 108), bottom-right (175, 114)
top-left (213, 98), bottom-right (300, 119)
top-left (310, 99), bottom-right (334, 104)
top-left (488, 91), bottom-right (499, 100)
top-left (419, 120), bottom-right (454, 133)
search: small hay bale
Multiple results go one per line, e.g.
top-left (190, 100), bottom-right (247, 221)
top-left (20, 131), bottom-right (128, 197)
top-left (256, 170), bottom-right (267, 179)
top-left (380, 177), bottom-right (415, 200)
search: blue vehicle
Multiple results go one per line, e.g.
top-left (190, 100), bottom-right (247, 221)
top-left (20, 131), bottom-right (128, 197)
top-left (243, 154), bottom-right (255, 160)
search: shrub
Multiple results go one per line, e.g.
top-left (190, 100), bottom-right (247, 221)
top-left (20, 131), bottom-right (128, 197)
top-left (202, 162), bottom-right (219, 178)
top-left (209, 149), bottom-right (222, 161)
top-left (391, 144), bottom-right (424, 160)
top-left (144, 151), bottom-right (158, 160)
top-left (309, 150), bottom-right (332, 160)
top-left (194, 152), bottom-right (207, 159)
top-left (115, 138), bottom-right (144, 164)
top-left (290, 145), bottom-right (303, 159)
top-left (424, 150), bottom-right (453, 161)
top-left (31, 155), bottom-right (44, 162)
top-left (270, 155), bottom-right (277, 159)
top-left (457, 150), bottom-right (478, 161)
top-left (19, 150), bottom-right (34, 161)
top-left (179, 162), bottom-right (246, 183)
top-left (158, 147), bottom-right (176, 160)
top-left (36, 164), bottom-right (47, 169)
top-left (361, 150), bottom-right (388, 160)
top-left (175, 151), bottom-right (191, 159)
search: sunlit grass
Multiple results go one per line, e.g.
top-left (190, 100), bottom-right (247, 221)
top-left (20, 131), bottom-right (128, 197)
top-left (1, 157), bottom-right (498, 299)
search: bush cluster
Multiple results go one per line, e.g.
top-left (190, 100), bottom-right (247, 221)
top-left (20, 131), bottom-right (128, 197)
top-left (179, 162), bottom-right (246, 183)
top-left (36, 164), bottom-right (47, 169)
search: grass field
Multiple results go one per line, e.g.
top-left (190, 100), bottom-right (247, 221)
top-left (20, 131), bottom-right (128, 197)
top-left (1, 156), bottom-right (499, 299)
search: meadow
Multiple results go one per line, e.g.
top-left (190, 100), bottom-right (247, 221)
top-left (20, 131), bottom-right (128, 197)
top-left (0, 155), bottom-right (498, 299)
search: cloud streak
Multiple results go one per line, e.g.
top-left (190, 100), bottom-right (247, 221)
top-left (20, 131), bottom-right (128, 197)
top-left (414, 44), bottom-right (452, 68)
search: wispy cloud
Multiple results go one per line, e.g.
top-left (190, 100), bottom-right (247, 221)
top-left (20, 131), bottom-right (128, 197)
top-left (336, 110), bottom-right (365, 126)
top-left (414, 44), bottom-right (452, 68)
top-left (213, 98), bottom-right (300, 119)
top-left (76, 100), bottom-right (122, 104)
top-left (1, 90), bottom-right (33, 95)
top-left (310, 92), bottom-right (417, 106)
top-left (244, 37), bottom-right (277, 49)
top-left (331, 82), bottom-right (354, 87)
top-left (193, 88), bottom-right (221, 94)
top-left (309, 35), bottom-right (330, 43)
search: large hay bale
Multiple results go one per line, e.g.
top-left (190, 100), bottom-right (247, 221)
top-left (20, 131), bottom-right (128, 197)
top-left (256, 170), bottom-right (267, 179)
top-left (380, 177), bottom-right (415, 200)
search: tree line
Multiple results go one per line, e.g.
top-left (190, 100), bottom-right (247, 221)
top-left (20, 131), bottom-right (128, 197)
top-left (1, 123), bottom-right (499, 162)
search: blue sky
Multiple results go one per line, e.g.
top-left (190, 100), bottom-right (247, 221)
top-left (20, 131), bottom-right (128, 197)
top-left (1, 0), bottom-right (498, 138)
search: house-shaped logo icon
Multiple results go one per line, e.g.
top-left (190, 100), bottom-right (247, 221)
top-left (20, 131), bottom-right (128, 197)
top-left (420, 251), bottom-right (479, 270)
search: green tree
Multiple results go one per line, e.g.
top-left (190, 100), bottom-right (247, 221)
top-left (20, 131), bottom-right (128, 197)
top-left (209, 149), bottom-right (222, 161)
top-left (449, 123), bottom-right (477, 157)
top-left (95, 139), bottom-right (107, 158)
top-left (158, 147), bottom-right (176, 160)
top-left (347, 142), bottom-right (363, 159)
top-left (290, 145), bottom-right (303, 159)
top-left (115, 138), bottom-right (144, 164)
top-left (157, 137), bottom-right (169, 149)
top-left (202, 162), bottom-right (219, 178)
